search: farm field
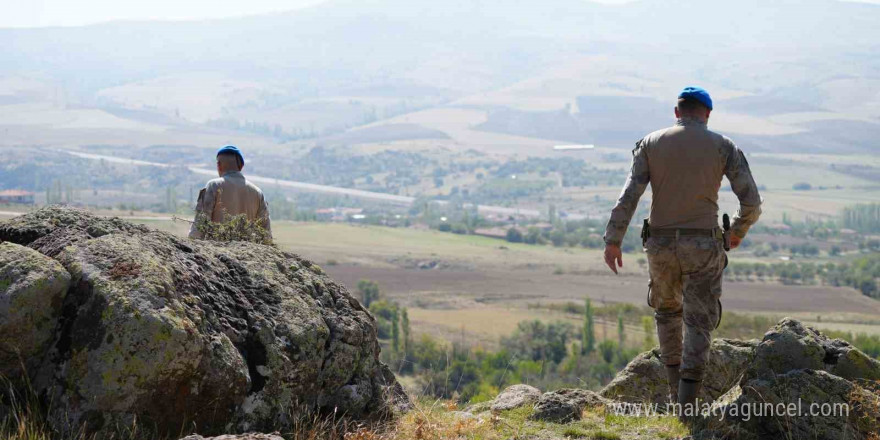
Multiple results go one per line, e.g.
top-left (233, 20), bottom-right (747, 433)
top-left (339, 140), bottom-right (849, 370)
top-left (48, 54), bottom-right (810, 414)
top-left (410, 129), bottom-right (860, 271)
top-left (3, 208), bottom-right (879, 347)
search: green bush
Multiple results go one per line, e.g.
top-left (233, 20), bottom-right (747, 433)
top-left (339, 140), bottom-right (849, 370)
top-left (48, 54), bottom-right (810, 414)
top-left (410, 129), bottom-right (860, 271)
top-left (506, 227), bottom-right (524, 243)
top-left (194, 213), bottom-right (272, 245)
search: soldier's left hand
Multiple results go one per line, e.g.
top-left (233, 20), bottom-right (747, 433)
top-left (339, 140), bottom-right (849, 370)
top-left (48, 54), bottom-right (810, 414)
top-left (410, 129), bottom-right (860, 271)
top-left (604, 244), bottom-right (623, 274)
top-left (729, 234), bottom-right (743, 250)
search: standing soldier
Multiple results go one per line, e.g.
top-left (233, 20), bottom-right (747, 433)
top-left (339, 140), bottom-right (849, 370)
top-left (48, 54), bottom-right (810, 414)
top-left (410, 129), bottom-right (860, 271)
top-left (189, 145), bottom-right (272, 240)
top-left (602, 87), bottom-right (762, 418)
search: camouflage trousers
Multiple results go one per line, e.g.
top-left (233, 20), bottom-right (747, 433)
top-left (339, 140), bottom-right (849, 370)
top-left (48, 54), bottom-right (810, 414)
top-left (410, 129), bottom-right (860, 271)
top-left (646, 235), bottom-right (727, 381)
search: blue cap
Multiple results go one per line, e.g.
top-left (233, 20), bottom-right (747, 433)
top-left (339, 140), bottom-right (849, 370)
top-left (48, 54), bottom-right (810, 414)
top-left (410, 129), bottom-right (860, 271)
top-left (678, 86), bottom-right (713, 111)
top-left (216, 145), bottom-right (244, 166)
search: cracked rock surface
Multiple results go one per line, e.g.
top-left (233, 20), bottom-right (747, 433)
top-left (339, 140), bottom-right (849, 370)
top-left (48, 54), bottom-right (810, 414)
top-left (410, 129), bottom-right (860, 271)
top-left (0, 207), bottom-right (408, 438)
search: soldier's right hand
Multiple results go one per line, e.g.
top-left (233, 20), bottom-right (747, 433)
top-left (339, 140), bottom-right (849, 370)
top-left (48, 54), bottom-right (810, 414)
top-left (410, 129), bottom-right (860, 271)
top-left (604, 244), bottom-right (623, 274)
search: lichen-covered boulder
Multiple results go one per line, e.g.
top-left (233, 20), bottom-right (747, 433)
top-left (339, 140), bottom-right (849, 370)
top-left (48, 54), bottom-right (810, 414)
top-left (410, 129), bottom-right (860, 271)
top-left (180, 434), bottom-right (284, 440)
top-left (0, 242), bottom-right (70, 377)
top-left (719, 369), bottom-right (880, 440)
top-left (0, 207), bottom-right (408, 438)
top-left (491, 384), bottom-right (542, 412)
top-left (530, 389), bottom-right (609, 423)
top-left (744, 318), bottom-right (880, 383)
top-left (600, 338), bottom-right (757, 406)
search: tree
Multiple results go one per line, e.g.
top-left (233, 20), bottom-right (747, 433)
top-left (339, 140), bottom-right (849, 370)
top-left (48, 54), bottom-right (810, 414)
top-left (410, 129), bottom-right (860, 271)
top-left (401, 308), bottom-right (411, 354)
top-left (506, 227), bottom-right (524, 243)
top-left (164, 186), bottom-right (178, 213)
top-left (550, 229), bottom-right (566, 247)
top-left (598, 340), bottom-right (618, 363)
top-left (842, 203), bottom-right (880, 234)
top-left (357, 279), bottom-right (380, 307)
top-left (582, 298), bottom-right (596, 354)
top-left (642, 316), bottom-right (655, 351)
top-left (391, 309), bottom-right (401, 352)
top-left (617, 314), bottom-right (626, 348)
top-left (501, 320), bottom-right (572, 364)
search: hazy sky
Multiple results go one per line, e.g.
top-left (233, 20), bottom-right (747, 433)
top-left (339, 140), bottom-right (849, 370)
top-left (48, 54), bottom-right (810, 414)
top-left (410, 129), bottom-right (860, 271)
top-left (2, 0), bottom-right (879, 28)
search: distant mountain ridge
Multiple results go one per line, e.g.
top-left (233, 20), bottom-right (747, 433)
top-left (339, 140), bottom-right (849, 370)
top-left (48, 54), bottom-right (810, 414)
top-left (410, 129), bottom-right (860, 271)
top-left (1, 0), bottom-right (878, 152)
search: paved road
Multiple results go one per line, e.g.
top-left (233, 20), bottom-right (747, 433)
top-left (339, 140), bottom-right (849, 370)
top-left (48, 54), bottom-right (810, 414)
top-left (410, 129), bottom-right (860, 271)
top-left (0, 210), bottom-right (175, 221)
top-left (63, 150), bottom-right (546, 218)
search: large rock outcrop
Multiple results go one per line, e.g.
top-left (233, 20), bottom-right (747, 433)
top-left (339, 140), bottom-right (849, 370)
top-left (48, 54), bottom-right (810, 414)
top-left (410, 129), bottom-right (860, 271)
top-left (717, 318), bottom-right (880, 439)
top-left (600, 338), bottom-right (758, 406)
top-left (0, 242), bottom-right (70, 377)
top-left (0, 207), bottom-right (408, 438)
top-left (743, 317), bottom-right (880, 383)
top-left (592, 318), bottom-right (880, 439)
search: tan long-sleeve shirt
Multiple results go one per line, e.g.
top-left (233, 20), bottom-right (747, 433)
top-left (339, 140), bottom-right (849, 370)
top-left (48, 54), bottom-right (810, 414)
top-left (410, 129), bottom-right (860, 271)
top-left (604, 118), bottom-right (762, 246)
top-left (189, 171), bottom-right (272, 239)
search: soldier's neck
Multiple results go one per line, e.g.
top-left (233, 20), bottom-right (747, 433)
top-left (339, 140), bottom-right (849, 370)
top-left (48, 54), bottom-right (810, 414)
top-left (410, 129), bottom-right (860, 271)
top-left (676, 117), bottom-right (708, 127)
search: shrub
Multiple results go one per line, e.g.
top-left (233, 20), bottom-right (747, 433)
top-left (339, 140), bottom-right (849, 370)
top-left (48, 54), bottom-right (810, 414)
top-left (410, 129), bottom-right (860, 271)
top-left (194, 212), bottom-right (272, 245)
top-left (506, 227), bottom-right (524, 243)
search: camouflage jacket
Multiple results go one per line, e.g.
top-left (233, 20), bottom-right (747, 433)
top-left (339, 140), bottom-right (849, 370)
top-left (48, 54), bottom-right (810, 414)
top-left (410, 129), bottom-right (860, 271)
top-left (603, 118), bottom-right (762, 246)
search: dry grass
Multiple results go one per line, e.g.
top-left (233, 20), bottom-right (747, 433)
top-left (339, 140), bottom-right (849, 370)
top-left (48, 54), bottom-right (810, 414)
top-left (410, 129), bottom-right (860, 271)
top-left (1, 394), bottom-right (692, 440)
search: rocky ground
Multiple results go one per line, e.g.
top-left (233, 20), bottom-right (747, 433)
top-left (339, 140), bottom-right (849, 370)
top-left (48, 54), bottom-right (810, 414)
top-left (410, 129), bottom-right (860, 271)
top-left (2, 207), bottom-right (879, 440)
top-left (437, 318), bottom-right (880, 440)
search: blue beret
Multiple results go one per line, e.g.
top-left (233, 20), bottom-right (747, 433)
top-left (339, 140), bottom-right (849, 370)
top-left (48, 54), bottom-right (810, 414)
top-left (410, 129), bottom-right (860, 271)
top-left (678, 86), bottom-right (713, 111)
top-left (216, 145), bottom-right (244, 166)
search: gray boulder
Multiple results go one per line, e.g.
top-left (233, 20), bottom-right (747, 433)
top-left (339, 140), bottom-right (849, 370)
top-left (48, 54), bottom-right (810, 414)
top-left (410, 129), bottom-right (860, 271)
top-left (0, 242), bottom-right (70, 377)
top-left (491, 384), bottom-right (542, 412)
top-left (720, 369), bottom-right (880, 440)
top-left (600, 338), bottom-right (757, 406)
top-left (744, 317), bottom-right (880, 383)
top-left (0, 207), bottom-right (408, 438)
top-left (530, 389), bottom-right (609, 423)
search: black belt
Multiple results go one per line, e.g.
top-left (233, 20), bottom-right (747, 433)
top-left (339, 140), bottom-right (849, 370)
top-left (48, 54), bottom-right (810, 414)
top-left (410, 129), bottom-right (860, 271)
top-left (649, 227), bottom-right (722, 239)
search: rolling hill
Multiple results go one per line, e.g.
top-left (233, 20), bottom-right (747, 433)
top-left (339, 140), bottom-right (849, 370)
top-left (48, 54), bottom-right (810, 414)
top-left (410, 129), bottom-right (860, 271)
top-left (0, 0), bottom-right (878, 153)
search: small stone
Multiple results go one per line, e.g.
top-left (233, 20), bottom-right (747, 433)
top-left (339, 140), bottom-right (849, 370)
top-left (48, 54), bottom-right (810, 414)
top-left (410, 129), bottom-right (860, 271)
top-left (530, 389), bottom-right (609, 423)
top-left (491, 384), bottom-right (542, 412)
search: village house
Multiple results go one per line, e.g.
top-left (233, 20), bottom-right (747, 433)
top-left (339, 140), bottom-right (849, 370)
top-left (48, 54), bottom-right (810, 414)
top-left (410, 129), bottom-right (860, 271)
top-left (0, 190), bottom-right (35, 205)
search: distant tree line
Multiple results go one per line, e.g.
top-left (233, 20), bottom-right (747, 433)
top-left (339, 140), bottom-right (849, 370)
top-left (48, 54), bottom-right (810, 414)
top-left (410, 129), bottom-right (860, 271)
top-left (843, 203), bottom-right (880, 234)
top-left (504, 221), bottom-right (642, 253)
top-left (725, 254), bottom-right (880, 298)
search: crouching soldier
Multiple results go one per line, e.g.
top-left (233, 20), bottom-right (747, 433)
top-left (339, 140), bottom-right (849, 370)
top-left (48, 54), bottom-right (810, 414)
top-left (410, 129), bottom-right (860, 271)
top-left (189, 145), bottom-right (272, 240)
top-left (602, 87), bottom-right (762, 419)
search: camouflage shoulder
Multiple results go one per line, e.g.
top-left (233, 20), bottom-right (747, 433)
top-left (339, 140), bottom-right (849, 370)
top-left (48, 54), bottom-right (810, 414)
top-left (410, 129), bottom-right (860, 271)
top-left (631, 133), bottom-right (652, 156)
top-left (247, 180), bottom-right (266, 195)
top-left (635, 126), bottom-right (675, 153)
top-left (709, 131), bottom-right (737, 160)
top-left (205, 178), bottom-right (225, 190)
top-left (719, 133), bottom-right (738, 149)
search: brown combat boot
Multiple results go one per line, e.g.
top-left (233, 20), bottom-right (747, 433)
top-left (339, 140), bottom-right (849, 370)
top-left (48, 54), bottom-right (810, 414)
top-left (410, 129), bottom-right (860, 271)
top-left (677, 378), bottom-right (703, 423)
top-left (665, 364), bottom-right (680, 404)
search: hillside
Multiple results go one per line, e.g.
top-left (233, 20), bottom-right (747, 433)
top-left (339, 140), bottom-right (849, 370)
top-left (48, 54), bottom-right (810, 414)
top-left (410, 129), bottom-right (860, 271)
top-left (1, 0), bottom-right (879, 152)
